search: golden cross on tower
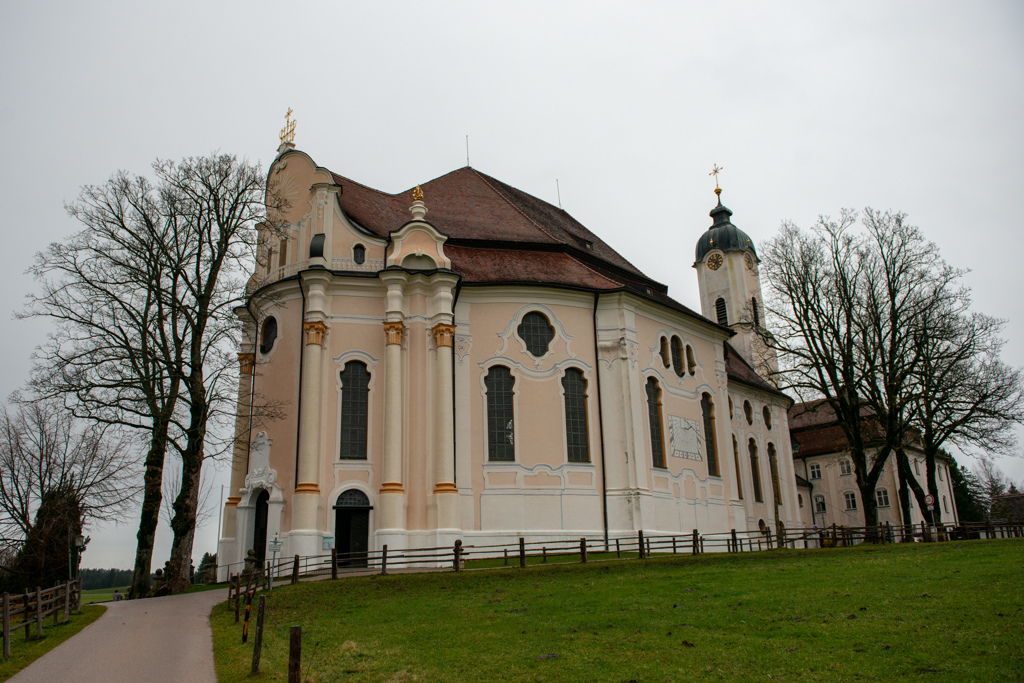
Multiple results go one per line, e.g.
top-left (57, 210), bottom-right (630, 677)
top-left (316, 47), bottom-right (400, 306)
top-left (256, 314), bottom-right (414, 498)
top-left (709, 164), bottom-right (724, 190)
top-left (279, 108), bottom-right (297, 144)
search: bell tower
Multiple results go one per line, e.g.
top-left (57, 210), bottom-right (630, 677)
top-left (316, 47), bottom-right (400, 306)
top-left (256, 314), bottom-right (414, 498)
top-left (693, 174), bottom-right (776, 377)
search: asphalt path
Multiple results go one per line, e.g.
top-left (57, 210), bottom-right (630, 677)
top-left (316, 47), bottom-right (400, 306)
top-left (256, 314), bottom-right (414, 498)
top-left (9, 588), bottom-right (227, 683)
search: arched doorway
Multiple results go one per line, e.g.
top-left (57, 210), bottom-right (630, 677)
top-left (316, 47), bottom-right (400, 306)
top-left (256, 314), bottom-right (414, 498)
top-left (334, 489), bottom-right (371, 567)
top-left (253, 489), bottom-right (270, 568)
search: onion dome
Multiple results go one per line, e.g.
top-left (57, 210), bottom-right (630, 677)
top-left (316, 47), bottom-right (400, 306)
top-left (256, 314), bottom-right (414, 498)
top-left (695, 189), bottom-right (756, 262)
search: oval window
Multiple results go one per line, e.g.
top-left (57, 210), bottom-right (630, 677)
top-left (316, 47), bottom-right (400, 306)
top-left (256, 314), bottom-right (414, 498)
top-left (353, 244), bottom-right (365, 265)
top-left (744, 400), bottom-right (753, 425)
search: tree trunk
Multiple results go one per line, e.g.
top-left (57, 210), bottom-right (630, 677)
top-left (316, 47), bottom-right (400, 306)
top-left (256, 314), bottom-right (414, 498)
top-left (165, 373), bottom-right (208, 594)
top-left (897, 459), bottom-right (913, 540)
top-left (130, 430), bottom-right (168, 599)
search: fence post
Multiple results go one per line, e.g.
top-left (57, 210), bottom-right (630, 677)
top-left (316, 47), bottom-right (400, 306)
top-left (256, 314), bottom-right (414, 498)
top-left (381, 545), bottom-right (388, 576)
top-left (454, 540), bottom-right (463, 571)
top-left (251, 594), bottom-right (266, 674)
top-left (692, 529), bottom-right (699, 555)
top-left (730, 529), bottom-right (737, 552)
top-left (580, 538), bottom-right (588, 564)
top-left (503, 548), bottom-right (508, 566)
top-left (289, 625), bottom-right (301, 683)
top-left (519, 538), bottom-right (526, 568)
top-left (52, 589), bottom-right (58, 626)
top-left (638, 530), bottom-right (645, 560)
top-left (616, 538), bottom-right (621, 558)
top-left (3, 592), bottom-right (10, 661)
top-left (542, 547), bottom-right (547, 563)
top-left (34, 587), bottom-right (42, 639)
top-left (331, 548), bottom-right (338, 580)
top-left (672, 536), bottom-right (677, 554)
top-left (291, 555), bottom-right (300, 584)
top-left (63, 582), bottom-right (70, 624)
top-left (242, 591), bottom-right (252, 643)
top-left (234, 581), bottom-right (240, 623)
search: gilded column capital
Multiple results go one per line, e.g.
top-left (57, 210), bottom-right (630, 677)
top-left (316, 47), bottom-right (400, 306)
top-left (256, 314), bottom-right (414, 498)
top-left (238, 353), bottom-right (256, 375)
top-left (432, 323), bottom-right (456, 348)
top-left (303, 321), bottom-right (328, 346)
top-left (383, 321), bottom-right (406, 346)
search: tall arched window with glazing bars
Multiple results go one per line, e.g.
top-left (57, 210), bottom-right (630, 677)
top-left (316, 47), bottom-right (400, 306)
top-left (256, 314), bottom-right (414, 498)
top-left (562, 368), bottom-right (590, 463)
top-left (646, 378), bottom-right (666, 469)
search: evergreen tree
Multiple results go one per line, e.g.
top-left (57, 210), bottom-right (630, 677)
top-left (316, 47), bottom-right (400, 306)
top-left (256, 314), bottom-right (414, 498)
top-left (949, 463), bottom-right (986, 523)
top-left (3, 484), bottom-right (82, 593)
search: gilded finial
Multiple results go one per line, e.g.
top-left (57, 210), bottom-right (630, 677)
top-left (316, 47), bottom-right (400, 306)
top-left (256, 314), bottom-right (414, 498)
top-left (412, 185), bottom-right (424, 202)
top-left (710, 163), bottom-right (724, 195)
top-left (279, 108), bottom-right (297, 144)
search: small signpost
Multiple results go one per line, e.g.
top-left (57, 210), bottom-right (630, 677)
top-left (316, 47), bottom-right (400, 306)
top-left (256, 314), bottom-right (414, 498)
top-left (268, 537), bottom-right (282, 590)
top-left (924, 494), bottom-right (935, 507)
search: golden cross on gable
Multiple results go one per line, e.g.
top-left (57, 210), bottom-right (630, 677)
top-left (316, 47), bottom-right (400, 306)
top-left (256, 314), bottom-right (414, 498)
top-left (279, 108), bottom-right (297, 144)
top-left (709, 164), bottom-right (724, 190)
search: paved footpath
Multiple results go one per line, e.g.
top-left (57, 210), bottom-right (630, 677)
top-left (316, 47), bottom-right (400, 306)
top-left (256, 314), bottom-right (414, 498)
top-left (10, 588), bottom-right (228, 683)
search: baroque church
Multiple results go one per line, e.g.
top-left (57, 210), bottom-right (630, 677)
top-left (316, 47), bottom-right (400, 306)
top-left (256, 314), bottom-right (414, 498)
top-left (218, 133), bottom-right (949, 574)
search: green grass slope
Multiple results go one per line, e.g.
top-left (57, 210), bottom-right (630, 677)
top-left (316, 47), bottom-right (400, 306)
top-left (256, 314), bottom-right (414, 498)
top-left (211, 539), bottom-right (1023, 682)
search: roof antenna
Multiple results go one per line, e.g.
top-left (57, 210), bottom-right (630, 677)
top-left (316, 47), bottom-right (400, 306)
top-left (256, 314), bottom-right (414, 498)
top-left (556, 179), bottom-right (562, 209)
top-left (466, 135), bottom-right (470, 167)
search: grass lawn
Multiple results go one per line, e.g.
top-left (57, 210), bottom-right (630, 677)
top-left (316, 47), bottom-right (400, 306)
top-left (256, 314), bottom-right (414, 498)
top-left (0, 605), bottom-right (105, 682)
top-left (210, 539), bottom-right (1023, 682)
top-left (81, 586), bottom-right (129, 605)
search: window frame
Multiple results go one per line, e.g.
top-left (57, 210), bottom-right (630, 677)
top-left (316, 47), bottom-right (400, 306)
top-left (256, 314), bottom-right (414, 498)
top-left (875, 488), bottom-right (890, 508)
top-left (517, 312), bottom-right (555, 358)
top-left (732, 435), bottom-right (743, 500)
top-left (670, 336), bottom-right (684, 378)
top-left (809, 462), bottom-right (822, 480)
top-left (715, 297), bottom-right (728, 326)
top-left (561, 368), bottom-right (591, 464)
top-left (338, 361), bottom-right (371, 460)
top-left (839, 459), bottom-right (853, 476)
top-left (844, 491), bottom-right (858, 510)
top-left (748, 438), bottom-right (763, 503)
top-left (744, 400), bottom-right (753, 425)
top-left (646, 378), bottom-right (666, 469)
top-left (814, 494), bottom-right (827, 514)
top-left (701, 393), bottom-right (719, 477)
top-left (485, 365), bottom-right (516, 462)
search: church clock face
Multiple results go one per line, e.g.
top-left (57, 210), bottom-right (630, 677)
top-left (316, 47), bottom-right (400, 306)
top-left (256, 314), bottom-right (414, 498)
top-left (707, 253), bottom-right (724, 270)
top-left (744, 252), bottom-right (754, 270)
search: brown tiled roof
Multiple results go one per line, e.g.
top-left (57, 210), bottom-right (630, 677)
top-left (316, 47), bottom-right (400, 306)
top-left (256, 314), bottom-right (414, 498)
top-left (330, 166), bottom-right (647, 280)
top-left (724, 342), bottom-right (790, 401)
top-left (446, 246), bottom-right (622, 289)
top-left (787, 400), bottom-right (926, 458)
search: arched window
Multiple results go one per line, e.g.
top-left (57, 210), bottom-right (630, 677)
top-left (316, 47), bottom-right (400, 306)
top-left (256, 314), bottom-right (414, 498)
top-left (259, 316), bottom-right (278, 355)
top-left (646, 378), bottom-right (666, 469)
top-left (942, 495), bottom-right (949, 513)
top-left (485, 366), bottom-right (515, 461)
top-left (767, 443), bottom-right (781, 506)
top-left (352, 244), bottom-right (366, 265)
top-left (686, 345), bottom-right (696, 376)
top-left (749, 439), bottom-right (763, 503)
top-left (278, 238), bottom-right (288, 269)
top-left (562, 369), bottom-right (590, 463)
top-left (715, 297), bottom-right (728, 326)
top-left (938, 466), bottom-right (944, 481)
top-left (517, 313), bottom-right (554, 357)
top-left (728, 396), bottom-right (734, 419)
top-left (339, 361), bottom-right (370, 459)
top-left (733, 436), bottom-right (743, 500)
top-left (670, 336), bottom-right (684, 377)
top-left (659, 337), bottom-right (670, 368)
top-left (751, 297), bottom-right (760, 327)
top-left (335, 489), bottom-right (370, 508)
top-left (744, 400), bottom-right (753, 425)
top-left (814, 495), bottom-right (827, 513)
top-left (762, 406), bottom-right (772, 429)
top-left (701, 393), bottom-right (719, 477)
top-left (798, 494), bottom-right (804, 508)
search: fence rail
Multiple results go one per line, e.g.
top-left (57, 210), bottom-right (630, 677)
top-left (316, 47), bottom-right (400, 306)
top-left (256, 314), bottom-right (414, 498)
top-left (2, 580), bottom-right (82, 661)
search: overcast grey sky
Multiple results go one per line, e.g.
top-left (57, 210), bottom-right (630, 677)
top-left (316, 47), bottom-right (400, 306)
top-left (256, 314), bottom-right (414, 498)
top-left (2, 1), bottom-right (1022, 569)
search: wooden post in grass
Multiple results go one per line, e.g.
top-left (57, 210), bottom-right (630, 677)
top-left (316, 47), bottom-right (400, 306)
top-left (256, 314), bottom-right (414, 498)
top-left (692, 530), bottom-right (699, 555)
top-left (289, 625), bottom-right (301, 683)
top-left (291, 555), bottom-right (300, 584)
top-left (34, 587), bottom-right (42, 639)
top-left (3, 592), bottom-right (10, 660)
top-left (731, 529), bottom-right (738, 553)
top-left (454, 540), bottom-right (463, 571)
top-left (381, 545), bottom-right (388, 576)
top-left (503, 548), bottom-right (508, 566)
top-left (519, 538), bottom-right (526, 568)
top-left (242, 591), bottom-right (252, 643)
top-left (580, 538), bottom-right (587, 564)
top-left (331, 548), bottom-right (338, 580)
top-left (251, 595), bottom-right (266, 674)
top-left (615, 539), bottom-right (621, 558)
top-left (542, 547), bottom-right (547, 563)
top-left (672, 536), bottom-right (677, 554)
top-left (638, 530), bottom-right (645, 559)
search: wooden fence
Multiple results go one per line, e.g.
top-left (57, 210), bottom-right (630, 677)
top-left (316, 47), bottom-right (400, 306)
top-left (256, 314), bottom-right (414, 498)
top-left (1, 580), bottom-right (81, 661)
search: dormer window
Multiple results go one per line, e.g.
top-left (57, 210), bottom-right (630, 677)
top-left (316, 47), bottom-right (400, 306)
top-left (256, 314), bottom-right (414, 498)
top-left (353, 244), bottom-right (366, 265)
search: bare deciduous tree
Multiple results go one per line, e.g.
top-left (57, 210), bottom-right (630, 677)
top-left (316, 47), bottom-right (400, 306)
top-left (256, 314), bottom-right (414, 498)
top-left (0, 400), bottom-right (136, 569)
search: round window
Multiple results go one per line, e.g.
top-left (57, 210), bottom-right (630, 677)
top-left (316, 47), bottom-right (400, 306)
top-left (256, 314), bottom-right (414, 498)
top-left (259, 316), bottom-right (278, 355)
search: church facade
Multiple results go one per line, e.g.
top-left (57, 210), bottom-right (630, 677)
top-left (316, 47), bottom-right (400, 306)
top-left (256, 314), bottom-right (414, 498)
top-left (218, 142), bottom-right (803, 573)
